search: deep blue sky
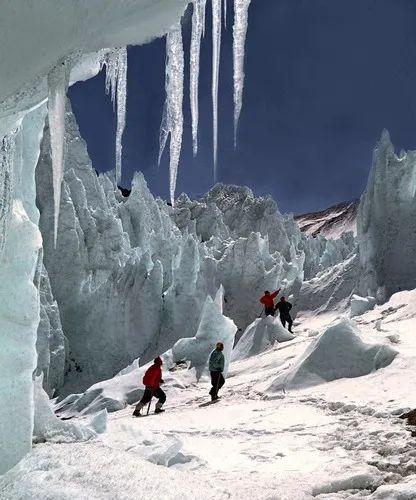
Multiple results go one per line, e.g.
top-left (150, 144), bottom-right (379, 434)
top-left (69, 0), bottom-right (416, 214)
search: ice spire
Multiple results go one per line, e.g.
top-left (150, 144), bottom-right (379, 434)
top-left (0, 130), bottom-right (16, 257)
top-left (190, 0), bottom-right (207, 157)
top-left (159, 23), bottom-right (184, 206)
top-left (47, 60), bottom-right (70, 248)
top-left (233, 0), bottom-right (251, 148)
top-left (212, 0), bottom-right (222, 181)
top-left (104, 47), bottom-right (127, 185)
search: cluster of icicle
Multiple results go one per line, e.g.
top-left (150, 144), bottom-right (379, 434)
top-left (0, 130), bottom-right (16, 257)
top-left (160, 0), bottom-right (252, 205)
top-left (45, 0), bottom-right (251, 241)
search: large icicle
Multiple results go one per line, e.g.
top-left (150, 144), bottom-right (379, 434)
top-left (233, 0), bottom-right (251, 147)
top-left (212, 0), bottom-right (222, 181)
top-left (0, 130), bottom-right (16, 258)
top-left (47, 60), bottom-right (70, 248)
top-left (224, 0), bottom-right (227, 28)
top-left (104, 47), bottom-right (127, 185)
top-left (190, 0), bottom-right (207, 157)
top-left (159, 23), bottom-right (184, 206)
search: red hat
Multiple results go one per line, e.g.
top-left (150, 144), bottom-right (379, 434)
top-left (154, 356), bottom-right (163, 366)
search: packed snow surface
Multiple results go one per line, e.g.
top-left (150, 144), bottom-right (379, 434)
top-left (2, 290), bottom-right (416, 498)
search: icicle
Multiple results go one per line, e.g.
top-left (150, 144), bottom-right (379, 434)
top-left (104, 47), bottom-right (127, 185)
top-left (48, 60), bottom-right (70, 248)
top-left (233, 0), bottom-right (251, 148)
top-left (190, 0), bottom-right (207, 157)
top-left (212, 0), bottom-right (222, 181)
top-left (224, 0), bottom-right (227, 28)
top-left (158, 23), bottom-right (184, 206)
top-left (0, 130), bottom-right (16, 258)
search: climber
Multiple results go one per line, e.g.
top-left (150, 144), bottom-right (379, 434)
top-left (133, 356), bottom-right (166, 416)
top-left (209, 342), bottom-right (225, 401)
top-left (259, 289), bottom-right (281, 316)
top-left (275, 296), bottom-right (293, 333)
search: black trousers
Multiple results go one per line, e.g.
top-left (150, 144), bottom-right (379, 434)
top-left (280, 314), bottom-right (293, 331)
top-left (209, 371), bottom-right (225, 397)
top-left (265, 307), bottom-right (275, 317)
top-left (138, 387), bottom-right (166, 406)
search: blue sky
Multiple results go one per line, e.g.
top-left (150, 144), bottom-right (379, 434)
top-left (69, 0), bottom-right (416, 214)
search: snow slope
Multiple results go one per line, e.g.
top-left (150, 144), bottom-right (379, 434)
top-left (295, 200), bottom-right (358, 239)
top-left (2, 290), bottom-right (416, 499)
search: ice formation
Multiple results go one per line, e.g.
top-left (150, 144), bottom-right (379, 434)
top-left (190, 0), bottom-right (207, 157)
top-left (172, 286), bottom-right (236, 378)
top-left (37, 102), bottom-right (347, 391)
top-left (35, 260), bottom-right (66, 396)
top-left (104, 47), bottom-right (127, 184)
top-left (350, 294), bottom-right (376, 317)
top-left (211, 0), bottom-right (222, 178)
top-left (0, 0), bottom-right (190, 473)
top-left (357, 130), bottom-right (416, 302)
top-left (233, 0), bottom-right (251, 146)
top-left (159, 24), bottom-right (184, 205)
top-left (232, 315), bottom-right (294, 361)
top-left (269, 318), bottom-right (398, 391)
top-left (0, 130), bottom-right (16, 256)
top-left (33, 377), bottom-right (105, 443)
top-left (47, 60), bottom-right (70, 247)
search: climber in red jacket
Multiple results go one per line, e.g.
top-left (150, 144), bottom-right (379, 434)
top-left (259, 289), bottom-right (281, 316)
top-left (133, 356), bottom-right (166, 416)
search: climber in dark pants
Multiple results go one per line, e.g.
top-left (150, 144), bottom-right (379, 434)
top-left (275, 296), bottom-right (293, 333)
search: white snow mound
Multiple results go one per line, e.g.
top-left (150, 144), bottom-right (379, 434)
top-left (232, 315), bottom-right (295, 361)
top-left (269, 318), bottom-right (398, 391)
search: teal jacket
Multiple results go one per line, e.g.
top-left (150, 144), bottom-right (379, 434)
top-left (209, 349), bottom-right (225, 372)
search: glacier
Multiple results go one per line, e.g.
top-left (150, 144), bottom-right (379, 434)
top-left (1, 1), bottom-right (416, 491)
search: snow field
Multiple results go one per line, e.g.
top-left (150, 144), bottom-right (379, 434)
top-left (2, 290), bottom-right (416, 498)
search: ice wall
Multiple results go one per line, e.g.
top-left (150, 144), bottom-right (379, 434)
top-left (0, 0), bottom-right (189, 474)
top-left (0, 105), bottom-right (45, 474)
top-left (357, 131), bottom-right (416, 302)
top-left (34, 259), bottom-right (66, 397)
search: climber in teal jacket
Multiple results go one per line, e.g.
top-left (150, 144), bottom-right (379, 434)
top-left (208, 342), bottom-right (225, 401)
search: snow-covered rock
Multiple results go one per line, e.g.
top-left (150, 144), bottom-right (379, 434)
top-left (232, 315), bottom-right (295, 361)
top-left (295, 200), bottom-right (358, 239)
top-left (268, 318), bottom-right (398, 391)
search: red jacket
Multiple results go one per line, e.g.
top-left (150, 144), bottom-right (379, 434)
top-left (143, 364), bottom-right (162, 390)
top-left (260, 290), bottom-right (279, 309)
